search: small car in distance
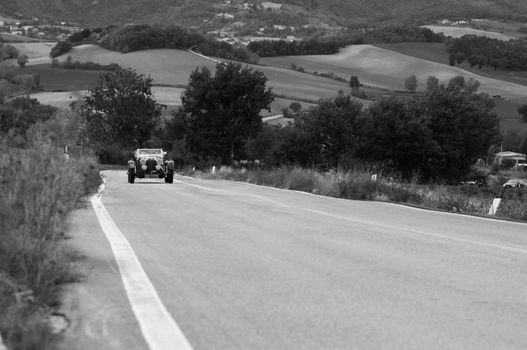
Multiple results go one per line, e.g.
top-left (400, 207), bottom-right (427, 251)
top-left (502, 178), bottom-right (527, 189)
top-left (127, 148), bottom-right (175, 183)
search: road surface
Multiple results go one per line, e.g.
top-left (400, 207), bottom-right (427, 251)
top-left (60, 170), bottom-right (527, 350)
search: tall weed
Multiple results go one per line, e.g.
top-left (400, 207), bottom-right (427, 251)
top-left (190, 166), bottom-right (503, 219)
top-left (0, 138), bottom-right (100, 349)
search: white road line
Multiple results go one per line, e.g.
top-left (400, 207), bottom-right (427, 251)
top-left (195, 176), bottom-right (527, 227)
top-left (175, 174), bottom-right (527, 254)
top-left (173, 178), bottom-right (218, 191)
top-left (90, 195), bottom-right (193, 350)
top-left (301, 207), bottom-right (527, 256)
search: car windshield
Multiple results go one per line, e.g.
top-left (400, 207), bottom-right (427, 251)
top-left (137, 149), bottom-right (163, 156)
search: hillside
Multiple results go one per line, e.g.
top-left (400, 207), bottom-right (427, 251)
top-left (2, 0), bottom-right (527, 29)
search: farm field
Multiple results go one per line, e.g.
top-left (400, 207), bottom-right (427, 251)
top-left (376, 42), bottom-right (527, 87)
top-left (422, 25), bottom-right (515, 40)
top-left (29, 90), bottom-right (86, 108)
top-left (0, 32), bottom-right (42, 42)
top-left (29, 87), bottom-right (185, 108)
top-left (19, 43), bottom-right (526, 132)
top-left (54, 45), bottom-right (216, 86)
top-left (29, 87), bottom-right (315, 118)
top-left (260, 45), bottom-right (527, 99)
top-left (14, 64), bottom-right (103, 91)
top-left (12, 42), bottom-right (55, 58)
top-left (51, 45), bottom-right (358, 104)
top-left (469, 19), bottom-right (527, 39)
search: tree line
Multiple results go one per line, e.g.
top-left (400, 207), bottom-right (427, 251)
top-left (247, 39), bottom-right (343, 57)
top-left (50, 24), bottom-right (254, 62)
top-left (99, 24), bottom-right (253, 62)
top-left (446, 35), bottom-right (527, 71)
top-left (246, 26), bottom-right (444, 57)
top-left (79, 62), bottom-right (499, 183)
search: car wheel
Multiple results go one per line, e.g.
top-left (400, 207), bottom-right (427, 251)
top-left (166, 169), bottom-right (174, 184)
top-left (128, 169), bottom-right (135, 183)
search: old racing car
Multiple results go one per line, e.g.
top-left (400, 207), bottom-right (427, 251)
top-left (127, 148), bottom-right (175, 183)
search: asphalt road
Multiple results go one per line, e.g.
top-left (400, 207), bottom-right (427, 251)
top-left (61, 170), bottom-right (527, 350)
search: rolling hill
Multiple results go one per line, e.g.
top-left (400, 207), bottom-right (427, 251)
top-left (25, 44), bottom-right (362, 116)
top-left (2, 0), bottom-right (527, 28)
top-left (50, 44), bottom-right (362, 103)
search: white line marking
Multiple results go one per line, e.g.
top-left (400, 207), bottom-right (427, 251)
top-left (90, 194), bottom-right (193, 350)
top-left (196, 176), bottom-right (527, 227)
top-left (174, 174), bottom-right (527, 254)
top-left (173, 178), bottom-right (218, 191)
top-left (301, 207), bottom-right (527, 255)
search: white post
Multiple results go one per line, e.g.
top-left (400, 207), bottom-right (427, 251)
top-left (212, 166), bottom-right (216, 174)
top-left (488, 198), bottom-right (502, 216)
top-left (0, 334), bottom-right (7, 350)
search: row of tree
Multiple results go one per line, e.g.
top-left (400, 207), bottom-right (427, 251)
top-left (446, 35), bottom-right (527, 71)
top-left (81, 62), bottom-right (499, 183)
top-left (49, 24), bottom-right (254, 62)
top-left (246, 26), bottom-right (444, 57)
top-left (99, 24), bottom-right (253, 62)
top-left (247, 39), bottom-right (343, 57)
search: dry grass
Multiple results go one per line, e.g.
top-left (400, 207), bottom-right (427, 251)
top-left (0, 137), bottom-right (100, 349)
top-left (191, 166), bottom-right (502, 218)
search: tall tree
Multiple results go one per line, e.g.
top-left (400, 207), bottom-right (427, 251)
top-left (421, 79), bottom-right (499, 181)
top-left (181, 62), bottom-right (273, 164)
top-left (84, 69), bottom-right (161, 150)
top-left (296, 94), bottom-right (364, 168)
top-left (363, 99), bottom-right (439, 178)
top-left (405, 74), bottom-right (417, 92)
top-left (349, 75), bottom-right (360, 89)
top-left (426, 76), bottom-right (439, 92)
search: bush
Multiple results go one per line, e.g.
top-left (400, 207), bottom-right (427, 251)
top-left (0, 138), bottom-right (100, 349)
top-left (95, 144), bottom-right (133, 164)
top-left (187, 166), bottom-right (500, 218)
top-left (17, 54), bottom-right (28, 68)
top-left (13, 74), bottom-right (40, 91)
top-left (49, 41), bottom-right (73, 58)
top-left (287, 168), bottom-right (316, 192)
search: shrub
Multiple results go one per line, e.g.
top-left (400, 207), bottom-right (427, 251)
top-left (49, 41), bottom-right (73, 58)
top-left (13, 74), bottom-right (40, 91)
top-left (0, 137), bottom-right (100, 349)
top-left (286, 167), bottom-right (316, 192)
top-left (17, 54), bottom-right (28, 68)
top-left (95, 144), bottom-right (133, 164)
top-left (0, 44), bottom-right (19, 60)
top-left (337, 171), bottom-right (378, 200)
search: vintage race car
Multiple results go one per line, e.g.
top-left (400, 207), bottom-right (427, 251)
top-left (127, 148), bottom-right (175, 183)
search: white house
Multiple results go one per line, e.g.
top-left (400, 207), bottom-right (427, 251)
top-left (495, 151), bottom-right (526, 166)
top-left (262, 1), bottom-right (282, 10)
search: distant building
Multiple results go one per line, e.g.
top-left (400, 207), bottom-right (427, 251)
top-left (217, 13), bottom-right (235, 19)
top-left (495, 151), bottom-right (526, 166)
top-left (261, 1), bottom-right (282, 10)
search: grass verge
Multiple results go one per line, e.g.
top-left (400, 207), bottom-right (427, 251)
top-left (0, 138), bottom-right (101, 349)
top-left (187, 166), bottom-right (526, 221)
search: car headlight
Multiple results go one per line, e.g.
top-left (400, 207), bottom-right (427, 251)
top-left (141, 165), bottom-right (147, 171)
